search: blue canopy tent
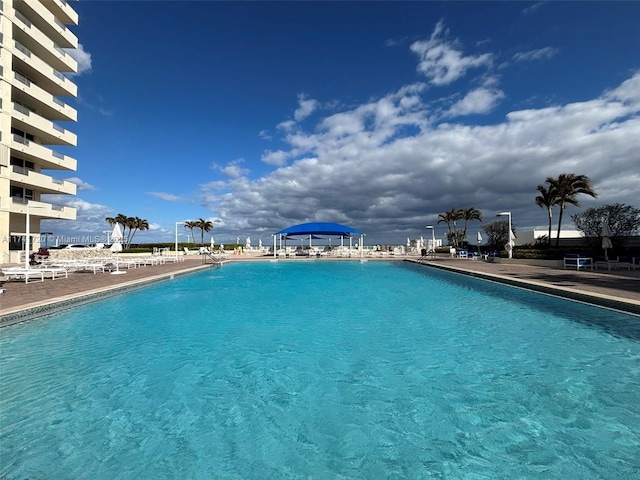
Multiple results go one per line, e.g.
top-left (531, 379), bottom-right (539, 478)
top-left (273, 222), bottom-right (364, 257)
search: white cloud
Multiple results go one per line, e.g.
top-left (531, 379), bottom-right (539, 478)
top-left (65, 177), bottom-right (96, 191)
top-left (258, 129), bottom-right (272, 140)
top-left (522, 2), bottom-right (547, 15)
top-left (513, 47), bottom-right (559, 62)
top-left (446, 86), bottom-right (505, 117)
top-left (201, 72), bottom-right (640, 243)
top-left (219, 159), bottom-right (249, 178)
top-left (410, 20), bottom-right (493, 86)
top-left (147, 192), bottom-right (185, 202)
top-left (294, 94), bottom-right (319, 121)
top-left (261, 149), bottom-right (290, 166)
top-left (64, 43), bottom-right (92, 76)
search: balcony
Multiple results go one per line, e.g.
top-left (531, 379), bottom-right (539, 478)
top-left (10, 165), bottom-right (77, 195)
top-left (14, 0), bottom-right (78, 49)
top-left (13, 40), bottom-right (77, 98)
top-left (10, 134), bottom-right (77, 171)
top-left (9, 197), bottom-right (76, 220)
top-left (12, 11), bottom-right (78, 74)
top-left (11, 71), bottom-right (77, 122)
top-left (12, 102), bottom-right (77, 147)
top-left (42, 0), bottom-right (79, 27)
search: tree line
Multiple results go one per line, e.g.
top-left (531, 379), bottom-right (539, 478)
top-left (184, 219), bottom-right (214, 245)
top-left (437, 172), bottom-right (639, 252)
top-left (105, 214), bottom-right (149, 249)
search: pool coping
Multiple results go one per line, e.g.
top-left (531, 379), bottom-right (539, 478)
top-left (410, 259), bottom-right (640, 317)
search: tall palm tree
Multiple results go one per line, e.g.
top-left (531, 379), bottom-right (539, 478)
top-left (547, 173), bottom-right (597, 247)
top-left (534, 184), bottom-right (558, 246)
top-left (438, 208), bottom-right (462, 247)
top-left (184, 221), bottom-right (197, 244)
top-left (126, 217), bottom-right (149, 248)
top-left (460, 207), bottom-right (483, 244)
top-left (194, 218), bottom-right (214, 245)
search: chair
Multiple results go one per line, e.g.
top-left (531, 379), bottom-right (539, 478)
top-left (457, 249), bottom-right (468, 259)
top-left (183, 247), bottom-right (199, 255)
top-left (563, 254), bottom-right (593, 271)
top-left (1, 267), bottom-right (45, 283)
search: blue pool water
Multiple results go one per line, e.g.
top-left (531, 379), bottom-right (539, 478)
top-left (1, 261), bottom-right (639, 479)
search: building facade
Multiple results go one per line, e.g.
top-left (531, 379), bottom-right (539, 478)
top-left (0, 0), bottom-right (79, 264)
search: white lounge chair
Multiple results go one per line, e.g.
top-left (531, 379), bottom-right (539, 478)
top-left (1, 267), bottom-right (45, 283)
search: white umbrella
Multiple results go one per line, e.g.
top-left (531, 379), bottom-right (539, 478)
top-left (246, 236), bottom-right (251, 248)
top-left (407, 237), bottom-right (411, 247)
top-left (601, 217), bottom-right (613, 261)
top-left (210, 237), bottom-right (214, 249)
top-left (258, 238), bottom-right (262, 248)
top-left (109, 223), bottom-right (126, 275)
top-left (505, 229), bottom-right (516, 258)
top-left (477, 231), bottom-right (483, 254)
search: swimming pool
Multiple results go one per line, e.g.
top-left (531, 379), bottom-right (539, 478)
top-left (1, 261), bottom-right (639, 478)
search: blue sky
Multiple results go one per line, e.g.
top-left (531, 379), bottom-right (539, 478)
top-left (42, 1), bottom-right (640, 246)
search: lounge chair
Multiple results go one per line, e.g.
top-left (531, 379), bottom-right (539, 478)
top-left (183, 247), bottom-right (199, 256)
top-left (1, 267), bottom-right (45, 283)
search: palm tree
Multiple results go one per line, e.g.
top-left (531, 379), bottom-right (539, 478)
top-left (184, 221), bottom-right (197, 244)
top-left (438, 208), bottom-right (462, 247)
top-left (126, 217), bottom-right (149, 248)
top-left (105, 213), bottom-right (128, 241)
top-left (547, 173), bottom-right (597, 247)
top-left (534, 184), bottom-right (558, 246)
top-left (105, 214), bottom-right (149, 248)
top-left (460, 207), bottom-right (483, 244)
top-left (194, 218), bottom-right (214, 245)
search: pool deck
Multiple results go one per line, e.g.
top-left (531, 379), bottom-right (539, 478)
top-left (1, 254), bottom-right (639, 327)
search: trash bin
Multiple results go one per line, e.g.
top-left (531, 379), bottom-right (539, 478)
top-left (421, 248), bottom-right (427, 256)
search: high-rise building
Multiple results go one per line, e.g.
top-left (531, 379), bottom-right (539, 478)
top-left (0, 0), bottom-right (79, 264)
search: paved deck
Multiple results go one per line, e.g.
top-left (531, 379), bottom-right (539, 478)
top-left (410, 257), bottom-right (640, 315)
top-left (1, 255), bottom-right (639, 327)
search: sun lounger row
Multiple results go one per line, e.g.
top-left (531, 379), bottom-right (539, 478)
top-left (1, 255), bottom-right (175, 284)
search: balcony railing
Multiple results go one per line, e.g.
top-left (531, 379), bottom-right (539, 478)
top-left (12, 165), bottom-right (32, 175)
top-left (14, 103), bottom-right (31, 115)
top-left (15, 71), bottom-right (32, 87)
top-left (13, 134), bottom-right (30, 145)
top-left (15, 10), bottom-right (32, 28)
top-left (11, 196), bottom-right (31, 205)
top-left (15, 41), bottom-right (32, 57)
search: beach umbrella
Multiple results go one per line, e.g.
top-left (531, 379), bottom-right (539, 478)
top-left (109, 223), bottom-right (126, 275)
top-left (601, 217), bottom-right (613, 261)
top-left (477, 231), bottom-right (483, 254)
top-left (407, 237), bottom-right (411, 247)
top-left (246, 236), bottom-right (251, 248)
top-left (258, 238), bottom-right (263, 248)
top-left (505, 229), bottom-right (516, 257)
top-left (210, 237), bottom-right (214, 249)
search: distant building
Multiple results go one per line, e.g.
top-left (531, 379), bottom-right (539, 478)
top-left (0, 0), bottom-right (80, 264)
top-left (515, 228), bottom-right (585, 247)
